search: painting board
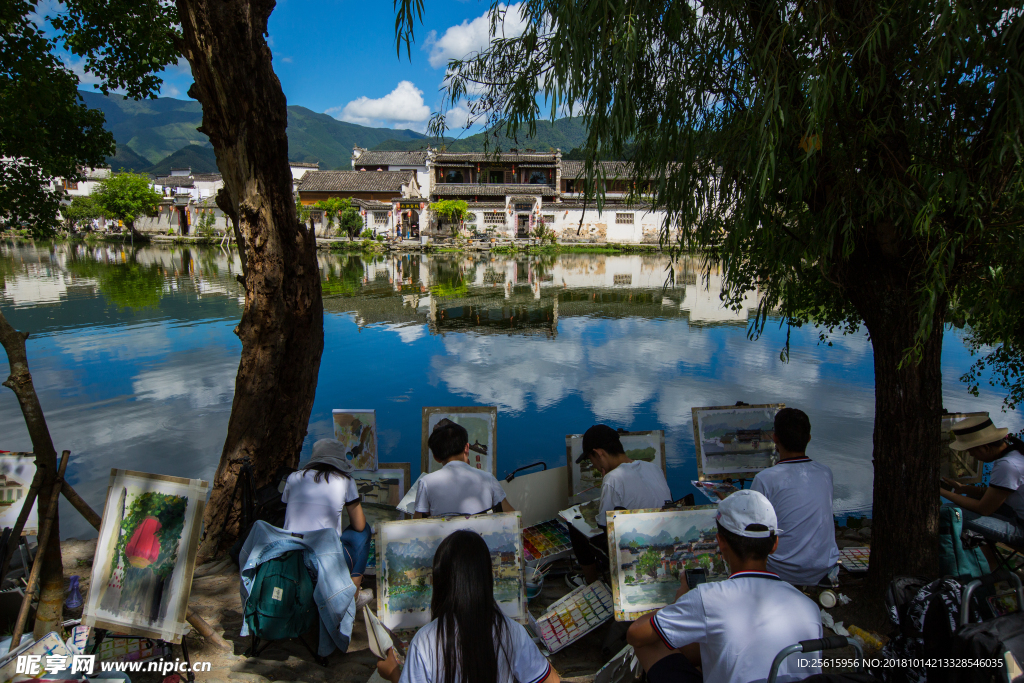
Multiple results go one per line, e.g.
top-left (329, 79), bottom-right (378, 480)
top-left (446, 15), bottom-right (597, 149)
top-left (501, 466), bottom-right (569, 527)
top-left (0, 453), bottom-right (37, 534)
top-left (376, 512), bottom-right (525, 630)
top-left (421, 406), bottom-right (497, 476)
top-left (566, 431), bottom-right (666, 503)
top-left (82, 469), bottom-right (208, 642)
top-left (333, 409), bottom-right (379, 471)
top-left (940, 412), bottom-right (988, 484)
top-left (558, 499), bottom-right (603, 539)
top-left (606, 506), bottom-right (727, 621)
top-left (352, 464), bottom-right (411, 506)
top-left (692, 404), bottom-right (783, 480)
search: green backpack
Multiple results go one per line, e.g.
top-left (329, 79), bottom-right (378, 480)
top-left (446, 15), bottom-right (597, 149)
top-left (938, 506), bottom-right (990, 580)
top-left (244, 550), bottom-right (317, 642)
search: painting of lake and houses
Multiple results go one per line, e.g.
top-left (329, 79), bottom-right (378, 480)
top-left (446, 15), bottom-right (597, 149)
top-left (693, 404), bottom-right (783, 479)
top-left (607, 507), bottom-right (727, 621)
top-left (377, 512), bottom-right (525, 630)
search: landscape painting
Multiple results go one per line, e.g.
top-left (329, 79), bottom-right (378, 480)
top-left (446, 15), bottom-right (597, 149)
top-left (940, 412), bottom-right (988, 484)
top-left (693, 404), bottom-right (783, 479)
top-left (377, 512), bottom-right (525, 630)
top-left (83, 470), bottom-right (207, 642)
top-left (566, 431), bottom-right (665, 502)
top-left (606, 506), bottom-right (727, 621)
top-left (0, 453), bottom-right (37, 534)
top-left (352, 464), bottom-right (410, 506)
top-left (333, 409), bottom-right (378, 471)
top-left (422, 406), bottom-right (497, 476)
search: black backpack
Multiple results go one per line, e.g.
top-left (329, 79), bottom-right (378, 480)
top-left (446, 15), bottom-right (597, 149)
top-left (879, 578), bottom-right (963, 683)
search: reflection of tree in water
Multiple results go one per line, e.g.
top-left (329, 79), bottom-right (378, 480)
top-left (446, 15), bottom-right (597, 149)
top-left (67, 252), bottom-right (166, 310)
top-left (322, 254), bottom-right (365, 297)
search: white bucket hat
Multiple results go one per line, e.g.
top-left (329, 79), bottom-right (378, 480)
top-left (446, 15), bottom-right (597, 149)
top-left (949, 416), bottom-right (1007, 452)
top-left (716, 489), bottom-right (782, 538)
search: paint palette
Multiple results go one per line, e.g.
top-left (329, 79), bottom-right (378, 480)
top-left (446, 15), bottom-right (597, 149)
top-left (523, 518), bottom-right (573, 562)
top-left (838, 547), bottom-right (869, 573)
top-left (533, 581), bottom-right (613, 653)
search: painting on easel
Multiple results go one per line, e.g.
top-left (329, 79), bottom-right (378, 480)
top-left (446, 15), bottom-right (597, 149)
top-left (421, 406), bottom-right (497, 476)
top-left (692, 404), bottom-right (783, 480)
top-left (0, 453), bottom-right (37, 534)
top-left (940, 412), bottom-right (989, 484)
top-left (332, 409), bottom-right (378, 471)
top-left (82, 470), bottom-right (207, 642)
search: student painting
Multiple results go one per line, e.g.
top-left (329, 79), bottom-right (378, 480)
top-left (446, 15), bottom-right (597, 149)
top-left (376, 530), bottom-right (559, 683)
top-left (414, 420), bottom-right (514, 518)
top-left (626, 490), bottom-right (822, 683)
top-left (569, 425), bottom-right (672, 586)
top-left (750, 408), bottom-right (840, 585)
top-left (940, 416), bottom-right (1024, 552)
top-left (282, 438), bottom-right (374, 608)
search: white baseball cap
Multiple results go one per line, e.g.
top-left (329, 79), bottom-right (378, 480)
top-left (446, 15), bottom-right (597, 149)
top-left (716, 490), bottom-right (782, 538)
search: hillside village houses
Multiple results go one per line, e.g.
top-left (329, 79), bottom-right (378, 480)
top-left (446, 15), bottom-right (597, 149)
top-left (54, 148), bottom-right (671, 244)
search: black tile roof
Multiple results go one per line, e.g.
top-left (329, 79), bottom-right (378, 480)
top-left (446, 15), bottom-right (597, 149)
top-left (353, 150), bottom-right (429, 167)
top-left (560, 161), bottom-right (634, 179)
top-left (298, 170), bottom-right (416, 193)
top-left (433, 152), bottom-right (559, 164)
top-left (192, 173), bottom-right (223, 183)
top-left (155, 176), bottom-right (195, 188)
top-left (432, 183), bottom-right (556, 197)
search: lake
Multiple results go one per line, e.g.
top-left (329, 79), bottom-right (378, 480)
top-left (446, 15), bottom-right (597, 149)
top-left (1, 240), bottom-right (1019, 539)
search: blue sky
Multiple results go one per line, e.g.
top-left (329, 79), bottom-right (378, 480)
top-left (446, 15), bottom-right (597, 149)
top-left (150, 0), bottom-right (528, 134)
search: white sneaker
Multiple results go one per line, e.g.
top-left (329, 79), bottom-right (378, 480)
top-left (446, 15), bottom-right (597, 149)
top-left (355, 588), bottom-right (374, 610)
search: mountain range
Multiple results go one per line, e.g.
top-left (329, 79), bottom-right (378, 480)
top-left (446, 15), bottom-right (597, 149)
top-left (78, 90), bottom-right (591, 175)
top-left (618, 524), bottom-right (714, 548)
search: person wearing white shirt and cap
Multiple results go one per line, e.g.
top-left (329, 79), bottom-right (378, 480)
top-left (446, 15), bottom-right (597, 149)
top-left (626, 490), bottom-right (822, 683)
top-left (940, 416), bottom-right (1024, 564)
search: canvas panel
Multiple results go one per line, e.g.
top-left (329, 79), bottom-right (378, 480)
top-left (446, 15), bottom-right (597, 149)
top-left (376, 511), bottom-right (525, 630)
top-left (0, 453), bottom-right (38, 535)
top-left (606, 506), bottom-right (727, 621)
top-left (940, 412), bottom-right (988, 484)
top-left (332, 409), bottom-right (379, 471)
top-left (565, 431), bottom-right (666, 502)
top-left (82, 469), bottom-right (208, 642)
top-left (558, 499), bottom-right (602, 539)
top-left (421, 406), bottom-right (497, 476)
top-left (692, 404), bottom-right (783, 480)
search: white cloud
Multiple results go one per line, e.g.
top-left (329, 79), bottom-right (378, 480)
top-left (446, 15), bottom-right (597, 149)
top-left (329, 81), bottom-right (432, 130)
top-left (424, 3), bottom-right (529, 69)
top-left (162, 84), bottom-right (181, 98)
top-left (280, 56), bottom-right (293, 64)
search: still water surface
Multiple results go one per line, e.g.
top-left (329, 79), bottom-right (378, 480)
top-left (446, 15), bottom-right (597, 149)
top-left (1, 241), bottom-right (1019, 539)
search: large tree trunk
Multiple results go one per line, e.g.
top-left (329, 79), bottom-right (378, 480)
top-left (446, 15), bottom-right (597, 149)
top-left (845, 256), bottom-right (945, 591)
top-left (0, 311), bottom-right (64, 637)
top-left (175, 0), bottom-right (324, 558)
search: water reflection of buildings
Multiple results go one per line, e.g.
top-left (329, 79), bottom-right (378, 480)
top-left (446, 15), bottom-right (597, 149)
top-left (319, 254), bottom-right (763, 336)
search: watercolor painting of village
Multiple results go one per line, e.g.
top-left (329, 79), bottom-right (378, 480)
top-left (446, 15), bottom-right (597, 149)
top-left (332, 409), bottom-right (378, 471)
top-left (422, 406), bottom-right (497, 475)
top-left (376, 512), bottom-right (525, 630)
top-left (606, 507), bottom-right (727, 621)
top-left (692, 404), bottom-right (783, 479)
top-left (565, 431), bottom-right (665, 502)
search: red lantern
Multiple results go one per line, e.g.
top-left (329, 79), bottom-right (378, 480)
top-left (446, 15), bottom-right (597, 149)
top-left (126, 516), bottom-right (162, 568)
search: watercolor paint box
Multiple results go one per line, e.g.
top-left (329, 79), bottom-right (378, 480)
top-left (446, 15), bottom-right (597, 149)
top-left (532, 581), bottom-right (613, 653)
top-left (523, 518), bottom-right (573, 563)
top-left (838, 547), bottom-right (869, 573)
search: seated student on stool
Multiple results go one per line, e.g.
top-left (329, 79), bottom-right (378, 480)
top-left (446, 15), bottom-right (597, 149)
top-left (626, 490), bottom-right (822, 683)
top-left (940, 416), bottom-right (1024, 562)
top-left (750, 407), bottom-right (840, 586)
top-left (414, 420), bottom-right (515, 518)
top-left (282, 438), bottom-right (374, 608)
top-left (376, 530), bottom-right (560, 683)
top-left (569, 425), bottom-right (673, 586)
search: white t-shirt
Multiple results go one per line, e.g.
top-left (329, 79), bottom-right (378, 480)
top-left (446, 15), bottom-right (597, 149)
top-left (399, 615), bottom-right (551, 683)
top-left (990, 449), bottom-right (1024, 520)
top-left (751, 457), bottom-right (840, 585)
top-left (651, 571), bottom-right (822, 683)
top-left (414, 460), bottom-right (507, 517)
top-left (597, 460), bottom-right (672, 526)
top-left (281, 470), bottom-right (360, 535)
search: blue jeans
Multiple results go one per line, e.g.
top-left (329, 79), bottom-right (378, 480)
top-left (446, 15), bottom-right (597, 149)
top-left (962, 505), bottom-right (1024, 547)
top-left (341, 524), bottom-right (371, 577)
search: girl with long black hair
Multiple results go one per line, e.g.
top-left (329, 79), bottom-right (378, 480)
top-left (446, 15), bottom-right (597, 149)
top-left (377, 530), bottom-right (559, 683)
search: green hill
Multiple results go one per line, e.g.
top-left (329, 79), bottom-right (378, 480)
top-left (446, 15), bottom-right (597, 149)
top-left (372, 117), bottom-right (591, 153)
top-left (78, 90), bottom-right (429, 172)
top-left (146, 145), bottom-right (220, 175)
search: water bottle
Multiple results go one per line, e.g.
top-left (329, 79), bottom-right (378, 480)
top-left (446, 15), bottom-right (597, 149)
top-left (65, 575), bottom-right (83, 610)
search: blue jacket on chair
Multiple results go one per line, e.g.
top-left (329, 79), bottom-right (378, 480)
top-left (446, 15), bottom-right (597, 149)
top-left (238, 520), bottom-right (357, 656)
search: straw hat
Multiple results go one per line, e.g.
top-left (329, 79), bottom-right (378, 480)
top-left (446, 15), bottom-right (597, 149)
top-left (948, 416), bottom-right (1008, 451)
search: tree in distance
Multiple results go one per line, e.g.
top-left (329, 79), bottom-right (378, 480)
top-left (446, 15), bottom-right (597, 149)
top-left (93, 171), bottom-right (163, 240)
top-left (395, 0), bottom-right (1024, 590)
top-left (63, 196), bottom-right (102, 232)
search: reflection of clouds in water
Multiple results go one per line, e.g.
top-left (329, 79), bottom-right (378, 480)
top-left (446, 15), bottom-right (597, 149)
top-left (132, 355), bottom-right (236, 408)
top-left (382, 323), bottom-right (427, 344)
top-left (51, 324), bottom-right (174, 363)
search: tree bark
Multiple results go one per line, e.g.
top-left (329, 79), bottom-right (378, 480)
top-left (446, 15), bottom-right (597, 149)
top-left (844, 253), bottom-right (945, 591)
top-left (0, 310), bottom-right (64, 637)
top-left (175, 0), bottom-right (324, 559)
